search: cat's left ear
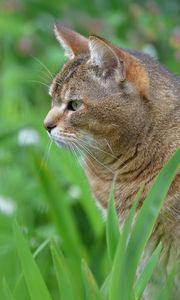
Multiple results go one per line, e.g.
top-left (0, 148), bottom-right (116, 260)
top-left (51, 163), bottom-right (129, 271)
top-left (54, 24), bottom-right (88, 59)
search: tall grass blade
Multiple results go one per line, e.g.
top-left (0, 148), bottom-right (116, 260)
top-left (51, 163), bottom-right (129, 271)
top-left (33, 151), bottom-right (86, 261)
top-left (3, 278), bottom-right (16, 300)
top-left (109, 149), bottom-right (180, 300)
top-left (134, 243), bottom-right (162, 299)
top-left (14, 222), bottom-right (52, 300)
top-left (14, 238), bottom-right (50, 297)
top-left (33, 152), bottom-right (86, 298)
top-left (106, 181), bottom-right (121, 263)
top-left (47, 147), bottom-right (104, 237)
top-left (81, 259), bottom-right (102, 300)
top-left (124, 149), bottom-right (180, 297)
top-left (51, 240), bottom-right (74, 300)
top-left (100, 273), bottom-right (111, 300)
top-left (121, 186), bottom-right (143, 246)
top-left (109, 186), bottom-right (142, 300)
top-left (156, 264), bottom-right (179, 300)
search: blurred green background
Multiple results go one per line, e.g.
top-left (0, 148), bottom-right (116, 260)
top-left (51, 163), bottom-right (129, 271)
top-left (0, 0), bottom-right (179, 299)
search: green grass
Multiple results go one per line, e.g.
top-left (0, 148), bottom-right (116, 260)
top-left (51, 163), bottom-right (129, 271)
top-left (2, 149), bottom-right (180, 300)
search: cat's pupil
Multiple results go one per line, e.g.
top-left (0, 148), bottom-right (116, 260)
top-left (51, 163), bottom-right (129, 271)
top-left (67, 100), bottom-right (82, 111)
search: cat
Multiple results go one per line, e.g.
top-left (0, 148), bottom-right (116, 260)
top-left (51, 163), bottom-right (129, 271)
top-left (44, 25), bottom-right (180, 299)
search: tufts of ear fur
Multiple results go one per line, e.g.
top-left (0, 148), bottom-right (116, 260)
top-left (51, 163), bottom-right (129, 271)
top-left (54, 24), bottom-right (88, 59)
top-left (88, 36), bottom-right (149, 98)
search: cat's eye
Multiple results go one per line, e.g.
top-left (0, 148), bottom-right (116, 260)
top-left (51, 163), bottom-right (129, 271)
top-left (67, 100), bottom-right (83, 111)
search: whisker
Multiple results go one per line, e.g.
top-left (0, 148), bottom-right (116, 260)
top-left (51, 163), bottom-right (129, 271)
top-left (31, 55), bottom-right (54, 79)
top-left (70, 142), bottom-right (80, 163)
top-left (32, 68), bottom-right (53, 82)
top-left (57, 136), bottom-right (113, 173)
top-left (66, 142), bottom-right (75, 158)
top-left (73, 142), bottom-right (97, 173)
top-left (76, 140), bottom-right (113, 173)
top-left (40, 139), bottom-right (53, 169)
top-left (71, 142), bottom-right (84, 168)
top-left (104, 138), bottom-right (114, 155)
top-left (77, 137), bottom-right (116, 158)
top-left (27, 80), bottom-right (50, 89)
top-left (38, 73), bottom-right (52, 83)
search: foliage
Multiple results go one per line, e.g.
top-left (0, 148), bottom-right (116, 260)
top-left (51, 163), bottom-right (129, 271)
top-left (0, 0), bottom-right (179, 299)
top-left (2, 149), bottom-right (180, 300)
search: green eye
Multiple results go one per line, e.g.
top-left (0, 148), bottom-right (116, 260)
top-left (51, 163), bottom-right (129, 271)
top-left (67, 100), bottom-right (83, 111)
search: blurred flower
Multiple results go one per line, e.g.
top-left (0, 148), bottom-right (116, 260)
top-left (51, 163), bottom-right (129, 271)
top-left (2, 0), bottom-right (22, 12)
top-left (174, 51), bottom-right (180, 62)
top-left (82, 19), bottom-right (105, 35)
top-left (16, 37), bottom-right (35, 56)
top-left (0, 196), bottom-right (16, 215)
top-left (146, 1), bottom-right (160, 15)
top-left (142, 44), bottom-right (158, 58)
top-left (129, 3), bottom-right (142, 18)
top-left (17, 128), bottom-right (40, 146)
top-left (170, 27), bottom-right (180, 49)
top-left (68, 185), bottom-right (81, 200)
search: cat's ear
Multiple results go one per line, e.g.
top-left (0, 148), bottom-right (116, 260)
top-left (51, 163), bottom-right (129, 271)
top-left (88, 36), bottom-right (125, 82)
top-left (88, 36), bottom-right (149, 97)
top-left (54, 24), bottom-right (88, 59)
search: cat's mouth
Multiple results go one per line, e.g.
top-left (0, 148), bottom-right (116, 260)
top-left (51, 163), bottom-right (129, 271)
top-left (48, 129), bottom-right (77, 150)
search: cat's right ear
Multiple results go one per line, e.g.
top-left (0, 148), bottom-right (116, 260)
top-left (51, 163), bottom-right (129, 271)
top-left (54, 24), bottom-right (88, 59)
top-left (88, 35), bottom-right (126, 82)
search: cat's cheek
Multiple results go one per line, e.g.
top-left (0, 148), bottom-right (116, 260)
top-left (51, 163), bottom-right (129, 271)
top-left (68, 112), bottom-right (85, 128)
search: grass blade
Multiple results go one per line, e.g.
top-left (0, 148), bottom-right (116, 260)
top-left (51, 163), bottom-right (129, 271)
top-left (100, 273), bottom-right (111, 300)
top-left (33, 151), bottom-right (86, 261)
top-left (106, 181), bottom-right (121, 263)
top-left (14, 222), bottom-right (52, 300)
top-left (134, 243), bottom-right (162, 299)
top-left (121, 186), bottom-right (143, 247)
top-left (108, 186), bottom-right (142, 300)
top-left (156, 264), bottom-right (179, 300)
top-left (3, 278), bottom-right (16, 300)
top-left (124, 149), bottom-right (180, 296)
top-left (81, 259), bottom-right (102, 300)
top-left (109, 149), bottom-right (180, 300)
top-left (47, 146), bottom-right (104, 237)
top-left (14, 238), bottom-right (50, 297)
top-left (51, 240), bottom-right (74, 300)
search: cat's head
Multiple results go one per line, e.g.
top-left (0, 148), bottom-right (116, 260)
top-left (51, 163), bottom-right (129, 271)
top-left (44, 25), bottom-right (150, 159)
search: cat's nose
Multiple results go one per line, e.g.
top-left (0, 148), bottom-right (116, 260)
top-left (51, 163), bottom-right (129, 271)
top-left (44, 119), bottom-right (56, 133)
top-left (44, 107), bottom-right (62, 133)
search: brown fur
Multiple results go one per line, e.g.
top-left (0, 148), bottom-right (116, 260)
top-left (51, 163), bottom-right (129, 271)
top-left (44, 26), bottom-right (180, 299)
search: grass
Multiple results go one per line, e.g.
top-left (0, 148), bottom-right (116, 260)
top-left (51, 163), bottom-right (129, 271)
top-left (2, 149), bottom-right (180, 299)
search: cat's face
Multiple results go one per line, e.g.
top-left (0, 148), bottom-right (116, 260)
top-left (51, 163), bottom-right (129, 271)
top-left (44, 26), bottom-right (149, 159)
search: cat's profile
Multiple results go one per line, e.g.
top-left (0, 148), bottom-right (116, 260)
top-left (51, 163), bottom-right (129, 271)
top-left (44, 25), bottom-right (180, 299)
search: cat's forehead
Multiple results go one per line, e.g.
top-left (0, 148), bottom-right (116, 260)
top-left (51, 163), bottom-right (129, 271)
top-left (49, 53), bottom-right (122, 103)
top-left (49, 54), bottom-right (89, 100)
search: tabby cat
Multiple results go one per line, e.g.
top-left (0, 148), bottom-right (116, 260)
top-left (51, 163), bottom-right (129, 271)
top-left (44, 25), bottom-right (180, 299)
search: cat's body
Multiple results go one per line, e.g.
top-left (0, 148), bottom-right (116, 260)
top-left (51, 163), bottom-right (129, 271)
top-left (44, 26), bottom-right (180, 299)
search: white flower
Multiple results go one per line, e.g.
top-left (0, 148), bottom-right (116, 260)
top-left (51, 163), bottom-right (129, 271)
top-left (0, 196), bottom-right (16, 215)
top-left (17, 128), bottom-right (40, 146)
top-left (68, 186), bottom-right (81, 199)
top-left (142, 44), bottom-right (158, 59)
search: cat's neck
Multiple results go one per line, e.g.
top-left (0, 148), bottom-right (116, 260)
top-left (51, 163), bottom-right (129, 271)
top-left (84, 135), bottom-right (176, 217)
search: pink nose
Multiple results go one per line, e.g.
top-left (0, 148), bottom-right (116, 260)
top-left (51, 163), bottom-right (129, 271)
top-left (44, 119), bottom-right (56, 133)
top-left (44, 107), bottom-right (62, 133)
